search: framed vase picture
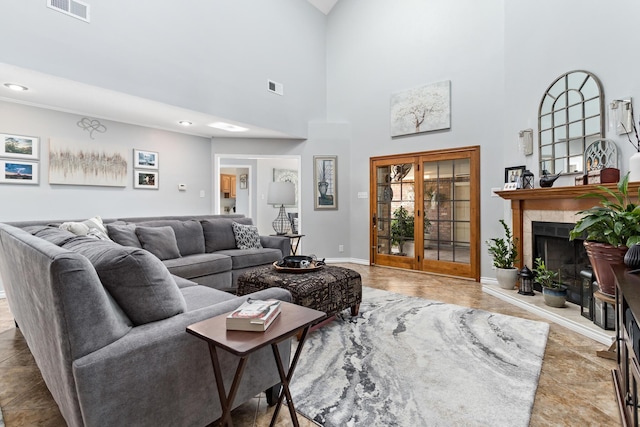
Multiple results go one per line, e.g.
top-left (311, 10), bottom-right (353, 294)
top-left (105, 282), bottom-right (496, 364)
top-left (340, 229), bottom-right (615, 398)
top-left (0, 134), bottom-right (39, 160)
top-left (134, 170), bottom-right (159, 189)
top-left (314, 155), bottom-right (338, 210)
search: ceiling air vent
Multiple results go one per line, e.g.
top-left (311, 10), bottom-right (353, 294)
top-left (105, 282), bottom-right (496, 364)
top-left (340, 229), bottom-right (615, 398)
top-left (47, 0), bottom-right (90, 23)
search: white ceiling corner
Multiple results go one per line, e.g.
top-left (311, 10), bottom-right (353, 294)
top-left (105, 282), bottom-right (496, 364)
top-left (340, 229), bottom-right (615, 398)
top-left (308, 0), bottom-right (339, 15)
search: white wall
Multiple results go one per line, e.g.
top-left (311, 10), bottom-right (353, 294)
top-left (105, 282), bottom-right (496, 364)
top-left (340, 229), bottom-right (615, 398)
top-left (326, 0), bottom-right (506, 274)
top-left (0, 101), bottom-right (213, 222)
top-left (1, 0), bottom-right (327, 138)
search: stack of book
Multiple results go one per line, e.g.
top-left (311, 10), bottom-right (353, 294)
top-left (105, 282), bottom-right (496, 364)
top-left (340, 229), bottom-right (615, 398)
top-left (226, 299), bottom-right (282, 332)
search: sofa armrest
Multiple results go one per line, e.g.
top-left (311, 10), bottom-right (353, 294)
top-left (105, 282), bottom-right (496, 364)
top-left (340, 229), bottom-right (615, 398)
top-left (72, 288), bottom-right (291, 427)
top-left (260, 235), bottom-right (289, 258)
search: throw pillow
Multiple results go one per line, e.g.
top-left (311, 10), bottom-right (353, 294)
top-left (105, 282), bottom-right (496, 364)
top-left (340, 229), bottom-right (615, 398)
top-left (135, 226), bottom-right (181, 260)
top-left (61, 237), bottom-right (186, 325)
top-left (107, 223), bottom-right (142, 248)
top-left (231, 222), bottom-right (262, 250)
top-left (59, 216), bottom-right (111, 241)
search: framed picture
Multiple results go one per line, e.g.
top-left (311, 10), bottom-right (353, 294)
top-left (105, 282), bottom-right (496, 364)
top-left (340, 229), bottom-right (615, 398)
top-left (314, 155), bottom-right (338, 210)
top-left (390, 81), bottom-right (451, 137)
top-left (50, 139), bottom-right (128, 187)
top-left (0, 159), bottom-right (39, 184)
top-left (505, 165), bottom-right (526, 185)
top-left (0, 134), bottom-right (39, 160)
top-left (134, 170), bottom-right (159, 189)
top-left (133, 149), bottom-right (159, 169)
top-left (239, 173), bottom-right (248, 189)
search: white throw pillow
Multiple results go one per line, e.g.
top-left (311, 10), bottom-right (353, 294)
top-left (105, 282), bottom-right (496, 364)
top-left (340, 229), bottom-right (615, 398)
top-left (59, 216), bottom-right (111, 241)
top-left (231, 222), bottom-right (262, 250)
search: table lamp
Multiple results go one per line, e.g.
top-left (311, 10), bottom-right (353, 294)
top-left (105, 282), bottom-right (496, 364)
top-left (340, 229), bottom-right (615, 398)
top-left (267, 181), bottom-right (295, 235)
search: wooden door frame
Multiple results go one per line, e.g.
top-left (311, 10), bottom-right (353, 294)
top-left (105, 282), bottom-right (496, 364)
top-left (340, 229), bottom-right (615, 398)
top-left (370, 146), bottom-right (480, 281)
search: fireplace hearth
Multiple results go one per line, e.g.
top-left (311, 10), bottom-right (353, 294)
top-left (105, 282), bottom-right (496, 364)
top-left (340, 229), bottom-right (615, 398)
top-left (532, 221), bottom-right (589, 305)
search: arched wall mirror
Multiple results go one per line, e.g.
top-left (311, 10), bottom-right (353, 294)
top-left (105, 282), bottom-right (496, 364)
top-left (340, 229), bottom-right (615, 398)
top-left (538, 70), bottom-right (605, 176)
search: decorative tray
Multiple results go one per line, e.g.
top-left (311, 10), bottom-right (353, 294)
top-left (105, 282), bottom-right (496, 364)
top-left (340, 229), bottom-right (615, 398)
top-left (272, 261), bottom-right (323, 273)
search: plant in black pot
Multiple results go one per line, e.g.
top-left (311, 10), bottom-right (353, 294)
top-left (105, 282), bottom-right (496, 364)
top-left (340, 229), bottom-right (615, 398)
top-left (390, 205), bottom-right (414, 256)
top-left (487, 219), bottom-right (519, 290)
top-left (569, 172), bottom-right (640, 296)
top-left (533, 257), bottom-right (566, 308)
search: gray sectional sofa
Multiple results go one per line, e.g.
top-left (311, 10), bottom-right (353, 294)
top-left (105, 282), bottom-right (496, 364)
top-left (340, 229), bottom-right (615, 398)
top-left (0, 215), bottom-right (293, 427)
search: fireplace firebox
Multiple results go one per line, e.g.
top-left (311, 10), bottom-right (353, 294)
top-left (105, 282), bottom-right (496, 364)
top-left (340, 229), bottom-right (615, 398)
top-left (532, 221), bottom-right (590, 305)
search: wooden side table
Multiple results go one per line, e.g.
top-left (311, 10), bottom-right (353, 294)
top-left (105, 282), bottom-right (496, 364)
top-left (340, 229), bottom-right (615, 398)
top-left (594, 290), bottom-right (616, 360)
top-left (186, 301), bottom-right (325, 427)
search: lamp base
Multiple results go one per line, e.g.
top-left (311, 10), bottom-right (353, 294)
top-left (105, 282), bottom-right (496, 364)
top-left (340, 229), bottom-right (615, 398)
top-left (272, 205), bottom-right (291, 235)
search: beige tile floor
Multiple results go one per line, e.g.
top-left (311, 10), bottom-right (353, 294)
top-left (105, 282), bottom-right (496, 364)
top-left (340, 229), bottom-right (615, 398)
top-left (0, 263), bottom-right (620, 426)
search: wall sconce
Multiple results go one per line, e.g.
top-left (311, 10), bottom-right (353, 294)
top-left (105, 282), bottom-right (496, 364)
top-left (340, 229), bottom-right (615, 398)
top-left (519, 129), bottom-right (533, 156)
top-left (609, 98), bottom-right (633, 135)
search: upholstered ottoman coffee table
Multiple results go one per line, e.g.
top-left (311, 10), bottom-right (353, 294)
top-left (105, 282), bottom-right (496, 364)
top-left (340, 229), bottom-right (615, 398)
top-left (237, 265), bottom-right (362, 318)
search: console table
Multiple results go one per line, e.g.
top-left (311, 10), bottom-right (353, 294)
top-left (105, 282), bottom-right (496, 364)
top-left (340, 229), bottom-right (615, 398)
top-left (613, 265), bottom-right (640, 427)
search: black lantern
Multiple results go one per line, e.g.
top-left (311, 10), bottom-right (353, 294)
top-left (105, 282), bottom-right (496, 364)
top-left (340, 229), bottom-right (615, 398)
top-left (521, 170), bottom-right (535, 189)
top-left (518, 265), bottom-right (535, 295)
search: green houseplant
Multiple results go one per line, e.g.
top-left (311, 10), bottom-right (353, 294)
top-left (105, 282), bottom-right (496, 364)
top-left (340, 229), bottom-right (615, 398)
top-left (533, 257), bottom-right (566, 307)
top-left (569, 173), bottom-right (640, 295)
top-left (391, 206), bottom-right (414, 255)
top-left (487, 219), bottom-right (519, 289)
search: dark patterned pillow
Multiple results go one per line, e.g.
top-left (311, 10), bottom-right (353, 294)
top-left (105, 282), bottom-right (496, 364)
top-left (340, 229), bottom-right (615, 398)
top-left (231, 222), bottom-right (262, 250)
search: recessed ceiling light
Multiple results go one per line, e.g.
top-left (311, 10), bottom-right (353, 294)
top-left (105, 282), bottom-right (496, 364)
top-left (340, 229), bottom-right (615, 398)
top-left (3, 83), bottom-right (29, 92)
top-left (178, 120), bottom-right (192, 126)
top-left (208, 122), bottom-right (249, 132)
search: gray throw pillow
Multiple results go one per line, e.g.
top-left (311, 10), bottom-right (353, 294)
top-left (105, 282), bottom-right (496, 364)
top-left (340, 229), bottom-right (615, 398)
top-left (107, 223), bottom-right (142, 248)
top-left (135, 226), bottom-right (181, 260)
top-left (24, 226), bottom-right (78, 246)
top-left (202, 217), bottom-right (253, 252)
top-left (61, 237), bottom-right (186, 325)
top-left (232, 222), bottom-right (263, 249)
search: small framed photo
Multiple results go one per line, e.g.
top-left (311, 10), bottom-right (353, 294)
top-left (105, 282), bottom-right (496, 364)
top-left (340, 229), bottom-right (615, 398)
top-left (134, 170), bottom-right (158, 189)
top-left (0, 160), bottom-right (39, 184)
top-left (314, 155), bottom-right (338, 210)
top-left (133, 149), bottom-right (158, 170)
top-left (504, 165), bottom-right (526, 185)
top-left (239, 173), bottom-right (248, 189)
top-left (0, 134), bottom-right (39, 160)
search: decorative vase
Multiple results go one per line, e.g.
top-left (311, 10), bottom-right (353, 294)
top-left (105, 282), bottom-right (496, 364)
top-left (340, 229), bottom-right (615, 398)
top-left (584, 241), bottom-right (628, 297)
top-left (542, 287), bottom-right (567, 308)
top-left (629, 152), bottom-right (640, 182)
top-left (625, 244), bottom-right (640, 269)
top-left (318, 181), bottom-right (328, 197)
top-left (496, 267), bottom-right (518, 290)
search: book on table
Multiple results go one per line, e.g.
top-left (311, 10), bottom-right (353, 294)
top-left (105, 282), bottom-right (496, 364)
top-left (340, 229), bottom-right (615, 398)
top-left (226, 299), bottom-right (282, 332)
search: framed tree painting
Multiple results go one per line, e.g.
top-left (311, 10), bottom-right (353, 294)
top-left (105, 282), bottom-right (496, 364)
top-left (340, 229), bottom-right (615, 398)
top-left (314, 155), bottom-right (338, 210)
top-left (0, 134), bottom-right (39, 160)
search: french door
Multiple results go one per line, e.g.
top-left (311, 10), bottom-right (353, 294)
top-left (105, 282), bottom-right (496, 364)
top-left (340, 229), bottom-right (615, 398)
top-left (370, 146), bottom-right (480, 281)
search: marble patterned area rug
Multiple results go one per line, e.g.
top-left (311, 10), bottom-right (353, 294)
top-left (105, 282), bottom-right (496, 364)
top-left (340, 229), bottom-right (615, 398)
top-left (291, 287), bottom-right (549, 427)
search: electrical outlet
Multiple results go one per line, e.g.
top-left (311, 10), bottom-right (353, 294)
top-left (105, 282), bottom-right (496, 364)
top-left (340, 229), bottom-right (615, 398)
top-left (339, 245), bottom-right (344, 252)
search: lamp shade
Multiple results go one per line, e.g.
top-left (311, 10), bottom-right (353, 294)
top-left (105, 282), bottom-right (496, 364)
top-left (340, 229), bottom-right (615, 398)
top-left (267, 181), bottom-right (295, 206)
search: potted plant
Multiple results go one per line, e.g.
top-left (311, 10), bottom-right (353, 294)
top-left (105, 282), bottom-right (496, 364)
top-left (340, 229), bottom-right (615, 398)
top-left (486, 219), bottom-right (519, 289)
top-left (569, 172), bottom-right (640, 296)
top-left (391, 205), bottom-right (414, 256)
top-left (533, 257), bottom-right (566, 307)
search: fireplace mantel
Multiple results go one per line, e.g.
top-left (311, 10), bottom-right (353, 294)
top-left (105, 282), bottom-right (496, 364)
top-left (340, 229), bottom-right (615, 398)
top-left (496, 182), bottom-right (640, 268)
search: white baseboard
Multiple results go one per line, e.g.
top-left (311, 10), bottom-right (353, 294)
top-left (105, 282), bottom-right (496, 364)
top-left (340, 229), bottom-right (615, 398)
top-left (481, 280), bottom-right (614, 345)
top-left (325, 257), bottom-right (369, 265)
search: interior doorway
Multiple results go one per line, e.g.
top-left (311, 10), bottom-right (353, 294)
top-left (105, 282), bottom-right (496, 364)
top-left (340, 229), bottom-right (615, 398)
top-left (370, 146), bottom-right (480, 281)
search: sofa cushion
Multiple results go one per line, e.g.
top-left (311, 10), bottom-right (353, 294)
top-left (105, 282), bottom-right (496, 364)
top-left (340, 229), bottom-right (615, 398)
top-left (135, 226), bottom-right (181, 260)
top-left (201, 217), bottom-right (253, 252)
top-left (133, 219), bottom-right (205, 256)
top-left (162, 253), bottom-right (232, 279)
top-left (215, 248), bottom-right (282, 270)
top-left (180, 285), bottom-right (237, 311)
top-left (59, 216), bottom-right (111, 241)
top-left (61, 237), bottom-right (187, 325)
top-left (23, 225), bottom-right (78, 246)
top-left (232, 222), bottom-right (262, 250)
top-left (106, 223), bottom-right (142, 248)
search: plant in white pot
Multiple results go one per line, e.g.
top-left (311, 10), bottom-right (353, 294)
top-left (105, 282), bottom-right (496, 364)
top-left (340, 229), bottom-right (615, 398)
top-left (533, 257), bottom-right (566, 308)
top-left (487, 219), bottom-right (519, 290)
